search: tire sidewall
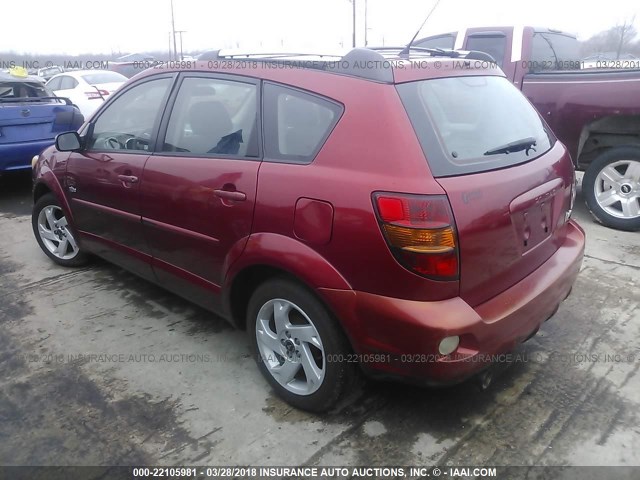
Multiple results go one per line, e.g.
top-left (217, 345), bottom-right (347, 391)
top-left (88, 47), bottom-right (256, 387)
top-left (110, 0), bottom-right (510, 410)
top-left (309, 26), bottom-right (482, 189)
top-left (583, 146), bottom-right (640, 231)
top-left (247, 278), bottom-right (352, 412)
top-left (32, 193), bottom-right (88, 267)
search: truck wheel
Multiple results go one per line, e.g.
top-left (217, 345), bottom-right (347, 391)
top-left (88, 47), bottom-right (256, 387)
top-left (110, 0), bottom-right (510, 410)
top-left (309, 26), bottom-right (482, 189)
top-left (247, 278), bottom-right (355, 412)
top-left (583, 147), bottom-right (640, 231)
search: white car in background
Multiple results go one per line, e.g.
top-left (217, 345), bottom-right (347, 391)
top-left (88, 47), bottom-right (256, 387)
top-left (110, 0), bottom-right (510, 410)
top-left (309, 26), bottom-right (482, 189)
top-left (46, 70), bottom-right (127, 118)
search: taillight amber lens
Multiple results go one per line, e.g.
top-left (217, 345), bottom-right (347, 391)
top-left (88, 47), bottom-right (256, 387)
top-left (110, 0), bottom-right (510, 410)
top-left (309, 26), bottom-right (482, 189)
top-left (383, 224), bottom-right (456, 252)
top-left (373, 193), bottom-right (459, 280)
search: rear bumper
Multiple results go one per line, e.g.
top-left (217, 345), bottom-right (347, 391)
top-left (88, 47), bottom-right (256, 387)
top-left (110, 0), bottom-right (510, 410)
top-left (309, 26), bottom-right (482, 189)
top-left (319, 220), bottom-right (585, 385)
top-left (0, 140), bottom-right (54, 172)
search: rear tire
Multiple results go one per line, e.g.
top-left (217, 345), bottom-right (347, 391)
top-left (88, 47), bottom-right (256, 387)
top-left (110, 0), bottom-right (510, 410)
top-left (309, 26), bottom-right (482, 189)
top-left (32, 193), bottom-right (89, 267)
top-left (583, 147), bottom-right (640, 231)
top-left (247, 278), bottom-right (355, 412)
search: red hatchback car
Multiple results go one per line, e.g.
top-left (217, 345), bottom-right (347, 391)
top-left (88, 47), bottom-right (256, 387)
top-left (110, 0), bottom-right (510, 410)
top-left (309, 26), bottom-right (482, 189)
top-left (32, 48), bottom-right (585, 411)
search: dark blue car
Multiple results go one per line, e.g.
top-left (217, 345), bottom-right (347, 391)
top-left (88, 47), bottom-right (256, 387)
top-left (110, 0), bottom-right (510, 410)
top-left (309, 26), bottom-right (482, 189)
top-left (0, 70), bottom-right (84, 174)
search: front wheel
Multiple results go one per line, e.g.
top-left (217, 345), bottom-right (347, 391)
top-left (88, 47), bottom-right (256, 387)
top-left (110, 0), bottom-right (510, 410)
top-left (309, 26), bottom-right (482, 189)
top-left (247, 278), bottom-right (355, 412)
top-left (32, 193), bottom-right (89, 267)
top-left (583, 147), bottom-right (640, 231)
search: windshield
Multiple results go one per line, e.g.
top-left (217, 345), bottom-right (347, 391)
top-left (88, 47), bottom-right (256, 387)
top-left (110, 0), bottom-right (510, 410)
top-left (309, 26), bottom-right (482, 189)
top-left (397, 75), bottom-right (553, 177)
top-left (81, 72), bottom-right (127, 85)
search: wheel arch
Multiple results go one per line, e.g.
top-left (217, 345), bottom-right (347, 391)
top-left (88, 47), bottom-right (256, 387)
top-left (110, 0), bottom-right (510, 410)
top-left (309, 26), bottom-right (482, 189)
top-left (33, 169), bottom-right (74, 222)
top-left (577, 115), bottom-right (640, 169)
top-left (222, 233), bottom-right (352, 331)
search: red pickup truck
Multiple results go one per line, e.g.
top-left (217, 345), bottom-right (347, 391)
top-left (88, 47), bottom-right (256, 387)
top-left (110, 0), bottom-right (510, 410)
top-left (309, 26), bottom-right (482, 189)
top-left (416, 27), bottom-right (640, 231)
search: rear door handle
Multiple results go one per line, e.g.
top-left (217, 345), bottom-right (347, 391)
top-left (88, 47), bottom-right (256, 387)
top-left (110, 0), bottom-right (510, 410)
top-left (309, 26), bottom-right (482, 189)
top-left (118, 175), bottom-right (139, 184)
top-left (213, 189), bottom-right (246, 202)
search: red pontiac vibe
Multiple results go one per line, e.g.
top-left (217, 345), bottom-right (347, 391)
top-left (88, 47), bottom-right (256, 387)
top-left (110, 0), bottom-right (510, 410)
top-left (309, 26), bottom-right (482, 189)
top-left (31, 47), bottom-right (585, 411)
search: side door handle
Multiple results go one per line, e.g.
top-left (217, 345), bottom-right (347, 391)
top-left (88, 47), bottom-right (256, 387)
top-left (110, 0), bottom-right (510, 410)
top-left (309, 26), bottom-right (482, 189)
top-left (213, 189), bottom-right (246, 202)
top-left (118, 175), bottom-right (139, 185)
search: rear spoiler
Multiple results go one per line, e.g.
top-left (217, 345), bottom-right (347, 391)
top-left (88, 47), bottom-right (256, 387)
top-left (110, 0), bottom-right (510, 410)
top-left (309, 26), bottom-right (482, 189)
top-left (0, 96), bottom-right (73, 105)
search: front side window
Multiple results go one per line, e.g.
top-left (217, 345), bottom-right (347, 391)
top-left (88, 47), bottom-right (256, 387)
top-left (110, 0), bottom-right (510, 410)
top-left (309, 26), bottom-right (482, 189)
top-left (59, 76), bottom-right (78, 90)
top-left (46, 77), bottom-right (62, 91)
top-left (87, 77), bottom-right (172, 152)
top-left (397, 75), bottom-right (553, 177)
top-left (263, 83), bottom-right (342, 163)
top-left (162, 77), bottom-right (258, 157)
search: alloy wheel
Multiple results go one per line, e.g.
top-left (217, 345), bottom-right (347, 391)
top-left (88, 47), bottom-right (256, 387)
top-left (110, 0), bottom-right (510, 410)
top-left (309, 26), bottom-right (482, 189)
top-left (255, 298), bottom-right (326, 396)
top-left (37, 206), bottom-right (80, 260)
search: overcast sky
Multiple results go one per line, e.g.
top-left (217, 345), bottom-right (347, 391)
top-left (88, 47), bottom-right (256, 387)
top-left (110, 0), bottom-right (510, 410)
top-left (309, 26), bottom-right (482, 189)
top-left (1, 0), bottom-right (639, 55)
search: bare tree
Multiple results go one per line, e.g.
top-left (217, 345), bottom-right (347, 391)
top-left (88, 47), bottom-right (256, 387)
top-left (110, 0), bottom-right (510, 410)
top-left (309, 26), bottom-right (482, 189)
top-left (615, 15), bottom-right (637, 59)
top-left (581, 16), bottom-right (639, 58)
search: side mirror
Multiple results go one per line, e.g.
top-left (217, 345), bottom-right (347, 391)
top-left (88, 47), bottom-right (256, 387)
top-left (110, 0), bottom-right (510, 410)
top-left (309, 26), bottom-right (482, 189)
top-left (55, 131), bottom-right (82, 152)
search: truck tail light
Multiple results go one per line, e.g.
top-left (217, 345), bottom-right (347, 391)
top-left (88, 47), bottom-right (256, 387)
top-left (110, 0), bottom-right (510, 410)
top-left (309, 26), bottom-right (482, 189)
top-left (373, 193), bottom-right (459, 280)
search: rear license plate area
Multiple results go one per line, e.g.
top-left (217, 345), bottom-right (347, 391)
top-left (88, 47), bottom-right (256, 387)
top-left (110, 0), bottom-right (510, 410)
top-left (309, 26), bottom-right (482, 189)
top-left (512, 200), bottom-right (553, 253)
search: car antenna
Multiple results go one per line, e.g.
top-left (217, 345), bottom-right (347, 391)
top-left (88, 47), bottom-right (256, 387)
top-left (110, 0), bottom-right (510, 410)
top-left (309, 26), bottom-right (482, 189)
top-left (400, 0), bottom-right (442, 56)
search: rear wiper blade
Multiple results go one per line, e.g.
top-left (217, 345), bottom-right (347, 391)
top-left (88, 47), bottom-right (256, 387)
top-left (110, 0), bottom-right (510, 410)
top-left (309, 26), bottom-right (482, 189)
top-left (484, 137), bottom-right (537, 156)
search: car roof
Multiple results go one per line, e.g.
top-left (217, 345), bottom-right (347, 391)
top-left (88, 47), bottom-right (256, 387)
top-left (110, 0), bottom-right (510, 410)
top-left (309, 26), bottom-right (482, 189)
top-left (145, 47), bottom-right (503, 84)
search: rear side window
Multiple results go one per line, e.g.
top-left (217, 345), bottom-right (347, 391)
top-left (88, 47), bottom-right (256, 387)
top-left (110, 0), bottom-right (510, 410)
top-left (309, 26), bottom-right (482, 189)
top-left (263, 83), bottom-right (342, 164)
top-left (397, 75), bottom-right (553, 177)
top-left (465, 34), bottom-right (506, 67)
top-left (530, 33), bottom-right (581, 71)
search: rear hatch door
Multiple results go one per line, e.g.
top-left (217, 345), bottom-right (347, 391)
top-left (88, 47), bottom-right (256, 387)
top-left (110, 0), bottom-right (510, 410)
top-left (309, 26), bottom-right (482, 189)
top-left (397, 74), bottom-right (574, 306)
top-left (437, 145), bottom-right (573, 306)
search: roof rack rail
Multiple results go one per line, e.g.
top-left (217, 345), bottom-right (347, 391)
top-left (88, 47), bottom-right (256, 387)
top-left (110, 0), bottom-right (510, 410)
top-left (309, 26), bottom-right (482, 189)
top-left (368, 46), bottom-right (463, 58)
top-left (327, 48), bottom-right (394, 83)
top-left (217, 49), bottom-right (344, 59)
top-left (194, 46), bottom-right (498, 84)
top-left (370, 46), bottom-right (498, 63)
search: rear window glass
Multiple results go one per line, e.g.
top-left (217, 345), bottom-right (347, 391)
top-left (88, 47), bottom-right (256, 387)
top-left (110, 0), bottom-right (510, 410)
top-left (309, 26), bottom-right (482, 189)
top-left (397, 75), bottom-right (553, 177)
top-left (0, 81), bottom-right (51, 99)
top-left (263, 83), bottom-right (343, 164)
top-left (465, 35), bottom-right (507, 67)
top-left (81, 72), bottom-right (127, 85)
top-left (112, 64), bottom-right (145, 78)
top-left (415, 34), bottom-right (456, 50)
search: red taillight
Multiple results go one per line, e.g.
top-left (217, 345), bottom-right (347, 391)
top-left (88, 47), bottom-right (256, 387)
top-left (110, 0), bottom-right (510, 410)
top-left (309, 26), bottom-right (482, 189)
top-left (373, 192), bottom-right (459, 280)
top-left (84, 90), bottom-right (108, 100)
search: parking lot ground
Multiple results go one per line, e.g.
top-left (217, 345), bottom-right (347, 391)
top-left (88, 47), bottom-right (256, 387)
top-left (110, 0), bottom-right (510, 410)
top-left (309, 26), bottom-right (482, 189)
top-left (0, 171), bottom-right (639, 472)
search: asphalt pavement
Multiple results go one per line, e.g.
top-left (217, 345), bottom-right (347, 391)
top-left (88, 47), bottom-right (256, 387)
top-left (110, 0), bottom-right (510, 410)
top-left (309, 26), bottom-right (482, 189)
top-left (0, 170), bottom-right (638, 475)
